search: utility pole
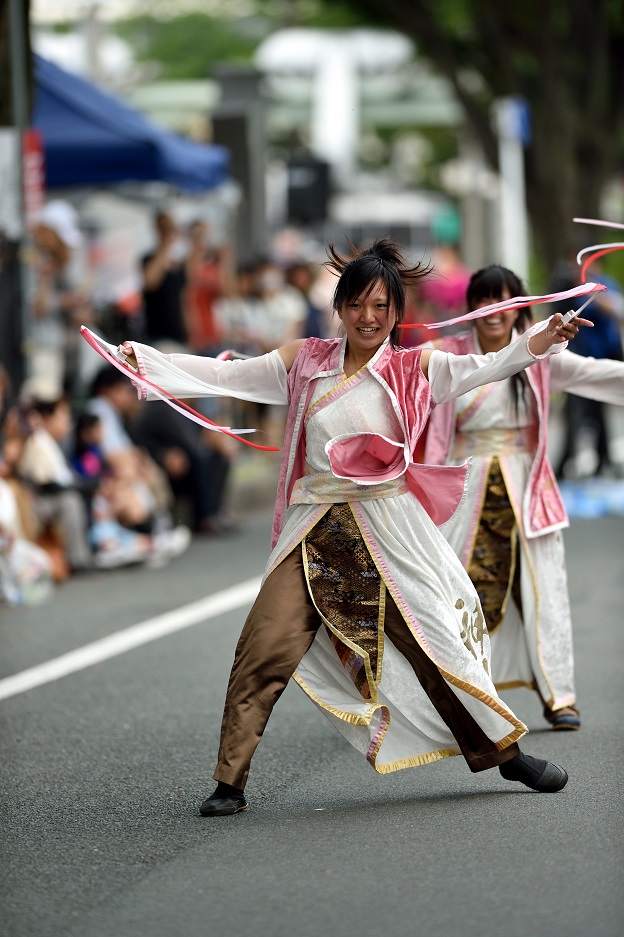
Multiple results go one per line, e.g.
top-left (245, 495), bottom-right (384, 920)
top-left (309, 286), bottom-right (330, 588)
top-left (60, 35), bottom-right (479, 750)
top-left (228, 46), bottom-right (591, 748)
top-left (9, 0), bottom-right (29, 134)
top-left (0, 0), bottom-right (31, 389)
top-left (494, 96), bottom-right (530, 281)
top-left (82, 0), bottom-right (103, 84)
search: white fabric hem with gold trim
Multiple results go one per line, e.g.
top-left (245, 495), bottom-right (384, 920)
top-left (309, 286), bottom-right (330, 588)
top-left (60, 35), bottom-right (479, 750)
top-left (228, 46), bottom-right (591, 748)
top-left (263, 367), bottom-right (528, 772)
top-left (440, 367), bottom-right (576, 710)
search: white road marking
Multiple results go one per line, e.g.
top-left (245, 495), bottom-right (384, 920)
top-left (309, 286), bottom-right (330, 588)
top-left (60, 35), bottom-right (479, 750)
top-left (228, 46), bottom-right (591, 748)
top-left (0, 576), bottom-right (262, 702)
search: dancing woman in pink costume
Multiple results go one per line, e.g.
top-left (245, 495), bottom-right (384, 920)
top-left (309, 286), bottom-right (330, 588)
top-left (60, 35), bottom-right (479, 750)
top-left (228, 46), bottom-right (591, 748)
top-left (115, 241), bottom-right (593, 815)
top-left (422, 265), bottom-right (624, 730)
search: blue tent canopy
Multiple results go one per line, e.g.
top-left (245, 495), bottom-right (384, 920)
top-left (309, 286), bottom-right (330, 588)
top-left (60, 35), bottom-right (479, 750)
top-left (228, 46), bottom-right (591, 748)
top-left (32, 55), bottom-right (229, 191)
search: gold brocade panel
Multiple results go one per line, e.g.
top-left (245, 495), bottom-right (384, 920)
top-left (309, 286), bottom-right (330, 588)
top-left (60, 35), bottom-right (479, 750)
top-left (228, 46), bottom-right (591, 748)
top-left (467, 457), bottom-right (522, 633)
top-left (303, 503), bottom-right (384, 700)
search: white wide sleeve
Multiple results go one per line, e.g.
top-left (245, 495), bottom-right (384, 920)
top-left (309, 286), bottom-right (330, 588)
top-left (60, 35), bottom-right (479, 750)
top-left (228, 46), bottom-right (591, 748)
top-left (550, 350), bottom-right (624, 405)
top-left (129, 343), bottom-right (289, 405)
top-left (427, 321), bottom-right (560, 405)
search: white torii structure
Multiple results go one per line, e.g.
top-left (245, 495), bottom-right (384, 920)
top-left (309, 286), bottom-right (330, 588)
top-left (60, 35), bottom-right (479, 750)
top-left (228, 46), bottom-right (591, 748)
top-left (255, 28), bottom-right (414, 185)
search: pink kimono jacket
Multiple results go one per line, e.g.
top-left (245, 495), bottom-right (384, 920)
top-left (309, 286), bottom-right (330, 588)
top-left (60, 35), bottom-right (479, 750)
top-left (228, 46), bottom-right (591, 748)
top-left (271, 337), bottom-right (470, 549)
top-left (420, 328), bottom-right (624, 711)
top-left (424, 331), bottom-right (567, 538)
top-left (424, 330), bottom-right (624, 537)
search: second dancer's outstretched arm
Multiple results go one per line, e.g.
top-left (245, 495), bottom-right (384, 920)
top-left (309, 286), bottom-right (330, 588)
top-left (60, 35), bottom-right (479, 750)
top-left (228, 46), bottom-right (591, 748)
top-left (420, 312), bottom-right (592, 404)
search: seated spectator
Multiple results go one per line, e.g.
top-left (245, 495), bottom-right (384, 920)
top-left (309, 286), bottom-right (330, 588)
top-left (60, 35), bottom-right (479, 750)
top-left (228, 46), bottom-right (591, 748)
top-left (1, 403), bottom-right (40, 536)
top-left (89, 481), bottom-right (155, 570)
top-left (86, 365), bottom-right (168, 527)
top-left (0, 368), bottom-right (54, 604)
top-left (132, 398), bottom-right (236, 536)
top-left (86, 365), bottom-right (191, 562)
top-left (71, 411), bottom-right (154, 569)
top-left (18, 395), bottom-right (93, 574)
top-left (0, 476), bottom-right (54, 605)
top-left (71, 411), bottom-right (105, 493)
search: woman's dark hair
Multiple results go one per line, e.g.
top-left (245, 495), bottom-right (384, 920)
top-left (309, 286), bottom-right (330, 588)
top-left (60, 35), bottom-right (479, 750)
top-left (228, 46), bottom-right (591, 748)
top-left (466, 265), bottom-right (532, 330)
top-left (29, 398), bottom-right (62, 418)
top-left (466, 265), bottom-right (533, 413)
top-left (74, 412), bottom-right (101, 456)
top-left (89, 364), bottom-right (128, 398)
top-left (326, 238), bottom-right (429, 348)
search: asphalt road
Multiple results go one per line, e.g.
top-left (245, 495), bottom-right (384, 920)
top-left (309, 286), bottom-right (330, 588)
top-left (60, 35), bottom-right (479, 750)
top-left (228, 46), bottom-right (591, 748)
top-left (1, 510), bottom-right (623, 937)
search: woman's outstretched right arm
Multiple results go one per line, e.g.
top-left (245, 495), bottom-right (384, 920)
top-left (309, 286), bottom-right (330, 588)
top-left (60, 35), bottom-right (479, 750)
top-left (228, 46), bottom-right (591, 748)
top-left (118, 340), bottom-right (297, 405)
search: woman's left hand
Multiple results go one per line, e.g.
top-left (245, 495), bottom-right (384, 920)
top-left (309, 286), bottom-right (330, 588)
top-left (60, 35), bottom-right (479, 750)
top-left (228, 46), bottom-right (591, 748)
top-left (118, 342), bottom-right (138, 370)
top-left (546, 312), bottom-right (594, 345)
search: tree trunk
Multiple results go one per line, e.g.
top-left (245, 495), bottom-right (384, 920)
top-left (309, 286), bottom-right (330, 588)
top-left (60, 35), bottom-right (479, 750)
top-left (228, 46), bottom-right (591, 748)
top-left (0, 0), bottom-right (32, 126)
top-left (345, 0), bottom-right (624, 270)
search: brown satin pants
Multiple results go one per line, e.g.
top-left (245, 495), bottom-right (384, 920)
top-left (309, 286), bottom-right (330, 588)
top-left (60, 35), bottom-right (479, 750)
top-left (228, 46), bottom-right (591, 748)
top-left (213, 545), bottom-right (519, 789)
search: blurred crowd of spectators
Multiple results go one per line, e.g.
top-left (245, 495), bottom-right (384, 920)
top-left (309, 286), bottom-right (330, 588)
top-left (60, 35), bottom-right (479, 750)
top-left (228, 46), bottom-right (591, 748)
top-left (0, 201), bottom-right (338, 607)
top-left (139, 209), bottom-right (336, 355)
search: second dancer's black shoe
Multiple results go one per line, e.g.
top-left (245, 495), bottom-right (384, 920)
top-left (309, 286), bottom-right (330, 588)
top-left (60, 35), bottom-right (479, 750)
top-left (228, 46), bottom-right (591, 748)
top-left (499, 751), bottom-right (568, 792)
top-left (199, 782), bottom-right (248, 817)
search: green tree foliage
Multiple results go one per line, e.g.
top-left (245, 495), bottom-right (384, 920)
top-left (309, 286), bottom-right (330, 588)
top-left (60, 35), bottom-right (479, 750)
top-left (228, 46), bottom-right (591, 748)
top-left (248, 0), bottom-right (368, 30)
top-left (114, 2), bottom-right (369, 82)
top-left (337, 0), bottom-right (624, 267)
top-left (114, 13), bottom-right (260, 80)
top-left (112, 0), bottom-right (624, 267)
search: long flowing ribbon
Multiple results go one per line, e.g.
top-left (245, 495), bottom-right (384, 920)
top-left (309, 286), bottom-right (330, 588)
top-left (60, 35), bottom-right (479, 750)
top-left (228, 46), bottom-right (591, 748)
top-left (576, 242), bottom-right (624, 263)
top-left (397, 281), bottom-right (606, 330)
top-left (573, 218), bottom-right (624, 282)
top-left (80, 326), bottom-right (280, 452)
top-left (576, 243), bottom-right (624, 283)
top-left (573, 217), bottom-right (624, 230)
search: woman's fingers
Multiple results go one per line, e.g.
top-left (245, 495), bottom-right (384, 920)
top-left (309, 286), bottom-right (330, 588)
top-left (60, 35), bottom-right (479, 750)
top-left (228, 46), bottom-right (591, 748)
top-left (548, 313), bottom-right (567, 342)
top-left (549, 313), bottom-right (594, 344)
top-left (118, 342), bottom-right (138, 369)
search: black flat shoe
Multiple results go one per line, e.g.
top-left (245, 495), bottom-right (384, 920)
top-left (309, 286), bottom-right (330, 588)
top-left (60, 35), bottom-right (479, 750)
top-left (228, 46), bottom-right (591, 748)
top-left (544, 704), bottom-right (580, 731)
top-left (499, 751), bottom-right (568, 793)
top-left (551, 712), bottom-right (581, 731)
top-left (199, 783), bottom-right (248, 817)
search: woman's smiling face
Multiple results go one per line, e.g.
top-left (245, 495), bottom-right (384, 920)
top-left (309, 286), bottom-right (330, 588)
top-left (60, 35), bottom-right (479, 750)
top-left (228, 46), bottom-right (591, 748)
top-left (338, 278), bottom-right (396, 358)
top-left (473, 287), bottom-right (519, 347)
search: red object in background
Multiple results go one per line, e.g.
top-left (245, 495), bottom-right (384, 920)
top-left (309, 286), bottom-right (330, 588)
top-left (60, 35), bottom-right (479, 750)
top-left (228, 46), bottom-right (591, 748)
top-left (22, 128), bottom-right (46, 230)
top-left (186, 258), bottom-right (223, 351)
top-left (116, 292), bottom-right (143, 316)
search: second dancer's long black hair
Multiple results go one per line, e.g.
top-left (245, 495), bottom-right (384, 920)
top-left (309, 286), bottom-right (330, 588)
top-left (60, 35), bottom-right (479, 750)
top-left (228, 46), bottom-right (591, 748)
top-left (467, 265), bottom-right (533, 414)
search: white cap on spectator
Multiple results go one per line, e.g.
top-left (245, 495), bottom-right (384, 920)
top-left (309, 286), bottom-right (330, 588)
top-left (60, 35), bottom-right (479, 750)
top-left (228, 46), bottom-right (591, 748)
top-left (36, 200), bottom-right (83, 250)
top-left (20, 375), bottom-right (63, 403)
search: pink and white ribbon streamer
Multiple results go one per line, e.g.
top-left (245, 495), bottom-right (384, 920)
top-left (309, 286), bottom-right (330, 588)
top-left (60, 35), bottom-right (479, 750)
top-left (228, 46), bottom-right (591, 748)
top-left (573, 218), bottom-right (624, 282)
top-left (573, 217), bottom-right (624, 230)
top-left (80, 326), bottom-right (280, 452)
top-left (397, 281), bottom-right (606, 330)
top-left (576, 243), bottom-right (624, 264)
